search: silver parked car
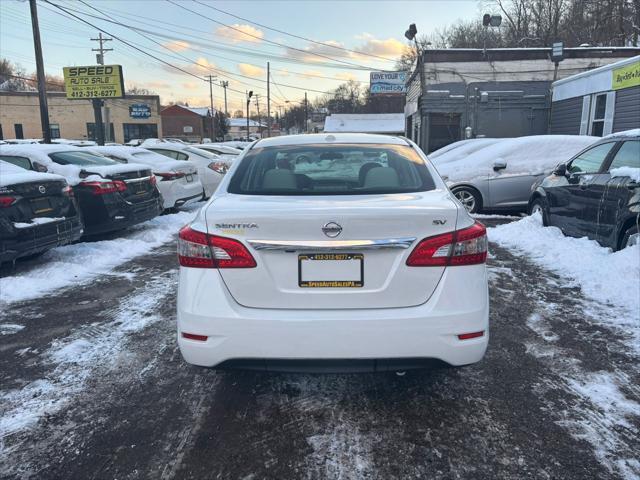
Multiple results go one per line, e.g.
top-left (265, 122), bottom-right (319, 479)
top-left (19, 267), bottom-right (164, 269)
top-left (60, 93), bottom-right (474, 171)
top-left (431, 135), bottom-right (598, 213)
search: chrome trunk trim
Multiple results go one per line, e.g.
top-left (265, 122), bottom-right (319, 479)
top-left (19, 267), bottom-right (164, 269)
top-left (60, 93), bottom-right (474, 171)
top-left (248, 237), bottom-right (416, 251)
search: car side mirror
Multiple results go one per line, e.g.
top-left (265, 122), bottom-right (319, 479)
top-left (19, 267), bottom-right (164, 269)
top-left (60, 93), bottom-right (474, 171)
top-left (33, 162), bottom-right (48, 172)
top-left (492, 160), bottom-right (507, 171)
top-left (553, 163), bottom-right (567, 176)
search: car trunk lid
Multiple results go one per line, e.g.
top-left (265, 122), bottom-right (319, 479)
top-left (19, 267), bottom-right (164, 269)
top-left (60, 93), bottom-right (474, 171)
top-left (205, 191), bottom-right (458, 309)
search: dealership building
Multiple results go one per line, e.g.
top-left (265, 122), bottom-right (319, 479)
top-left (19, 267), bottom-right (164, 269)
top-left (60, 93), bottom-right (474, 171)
top-left (0, 91), bottom-right (162, 143)
top-left (404, 47), bottom-right (640, 153)
top-left (550, 55), bottom-right (640, 136)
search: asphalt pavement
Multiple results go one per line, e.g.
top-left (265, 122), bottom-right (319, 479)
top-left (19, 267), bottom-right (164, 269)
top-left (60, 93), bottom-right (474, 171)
top-left (1, 219), bottom-right (638, 480)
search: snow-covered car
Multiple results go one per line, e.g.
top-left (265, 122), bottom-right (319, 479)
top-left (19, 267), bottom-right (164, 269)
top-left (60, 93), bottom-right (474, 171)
top-left (177, 133), bottom-right (489, 371)
top-left (529, 131), bottom-right (640, 250)
top-left (0, 160), bottom-right (83, 263)
top-left (88, 146), bottom-right (202, 210)
top-left (52, 139), bottom-right (97, 147)
top-left (0, 145), bottom-right (162, 236)
top-left (194, 144), bottom-right (242, 158)
top-left (431, 135), bottom-right (599, 213)
top-left (141, 142), bottom-right (227, 198)
top-left (124, 139), bottom-right (143, 146)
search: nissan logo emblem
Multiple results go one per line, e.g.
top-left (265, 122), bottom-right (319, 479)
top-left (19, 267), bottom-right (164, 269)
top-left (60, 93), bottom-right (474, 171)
top-left (38, 185), bottom-right (46, 194)
top-left (322, 222), bottom-right (342, 238)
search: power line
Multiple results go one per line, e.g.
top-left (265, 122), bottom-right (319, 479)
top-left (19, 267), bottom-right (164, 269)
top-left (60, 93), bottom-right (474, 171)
top-left (165, 0), bottom-right (389, 72)
top-left (193, 0), bottom-right (399, 64)
top-left (49, 2), bottom-right (336, 97)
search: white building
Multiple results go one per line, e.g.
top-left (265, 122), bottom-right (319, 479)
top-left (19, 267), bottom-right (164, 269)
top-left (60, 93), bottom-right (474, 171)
top-left (228, 118), bottom-right (266, 140)
top-left (323, 113), bottom-right (405, 135)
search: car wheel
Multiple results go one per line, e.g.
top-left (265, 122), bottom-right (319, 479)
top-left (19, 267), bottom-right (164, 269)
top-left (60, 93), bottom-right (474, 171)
top-left (620, 225), bottom-right (639, 250)
top-left (452, 187), bottom-right (481, 214)
top-left (529, 198), bottom-right (548, 226)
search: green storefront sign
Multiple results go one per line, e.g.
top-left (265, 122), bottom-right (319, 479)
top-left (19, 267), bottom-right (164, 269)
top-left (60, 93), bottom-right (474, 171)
top-left (612, 60), bottom-right (640, 90)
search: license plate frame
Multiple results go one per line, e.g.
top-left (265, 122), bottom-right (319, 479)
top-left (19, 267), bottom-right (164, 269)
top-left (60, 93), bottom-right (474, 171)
top-left (185, 174), bottom-right (193, 183)
top-left (298, 253), bottom-right (364, 288)
top-left (30, 197), bottom-right (53, 215)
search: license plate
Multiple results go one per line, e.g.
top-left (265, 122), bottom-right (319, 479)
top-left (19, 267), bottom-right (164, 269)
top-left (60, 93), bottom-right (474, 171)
top-left (30, 198), bottom-right (53, 215)
top-left (185, 174), bottom-right (193, 183)
top-left (298, 253), bottom-right (364, 288)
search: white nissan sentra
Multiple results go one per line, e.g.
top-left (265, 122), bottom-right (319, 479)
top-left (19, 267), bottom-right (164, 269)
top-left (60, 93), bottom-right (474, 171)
top-left (177, 133), bottom-right (489, 372)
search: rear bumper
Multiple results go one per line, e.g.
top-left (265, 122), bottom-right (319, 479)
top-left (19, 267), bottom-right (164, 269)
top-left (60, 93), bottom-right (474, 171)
top-left (177, 264), bottom-right (489, 370)
top-left (81, 196), bottom-right (162, 236)
top-left (157, 178), bottom-right (202, 210)
top-left (0, 216), bottom-right (83, 263)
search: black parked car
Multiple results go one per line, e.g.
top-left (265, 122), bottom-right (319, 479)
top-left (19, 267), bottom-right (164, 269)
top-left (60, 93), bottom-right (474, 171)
top-left (0, 161), bottom-right (83, 263)
top-left (529, 133), bottom-right (639, 250)
top-left (0, 145), bottom-right (163, 236)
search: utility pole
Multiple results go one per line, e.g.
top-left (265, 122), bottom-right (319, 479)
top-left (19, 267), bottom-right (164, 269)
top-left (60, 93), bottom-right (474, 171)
top-left (246, 90), bottom-right (253, 141)
top-left (90, 32), bottom-right (112, 145)
top-left (304, 92), bottom-right (308, 133)
top-left (220, 80), bottom-right (229, 116)
top-left (205, 75), bottom-right (217, 141)
top-left (29, 0), bottom-right (51, 144)
top-left (254, 94), bottom-right (261, 137)
top-left (266, 62), bottom-right (271, 138)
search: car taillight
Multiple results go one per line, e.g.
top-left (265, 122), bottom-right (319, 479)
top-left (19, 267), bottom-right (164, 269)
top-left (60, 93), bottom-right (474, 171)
top-left (0, 196), bottom-right (16, 207)
top-left (406, 222), bottom-right (487, 267)
top-left (207, 162), bottom-right (228, 174)
top-left (62, 185), bottom-right (74, 197)
top-left (178, 225), bottom-right (256, 268)
top-left (81, 181), bottom-right (126, 195)
top-left (155, 172), bottom-right (184, 181)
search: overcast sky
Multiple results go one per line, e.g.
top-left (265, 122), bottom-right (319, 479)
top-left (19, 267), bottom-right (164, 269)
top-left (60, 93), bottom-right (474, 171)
top-left (1, 0), bottom-right (481, 111)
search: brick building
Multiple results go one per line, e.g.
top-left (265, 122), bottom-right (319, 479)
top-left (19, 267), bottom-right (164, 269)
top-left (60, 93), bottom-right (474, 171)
top-left (0, 91), bottom-right (162, 144)
top-left (160, 105), bottom-right (215, 142)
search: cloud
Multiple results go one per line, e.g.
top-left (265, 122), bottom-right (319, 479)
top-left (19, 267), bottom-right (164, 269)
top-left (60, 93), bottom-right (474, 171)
top-left (216, 24), bottom-right (263, 43)
top-left (184, 57), bottom-right (217, 75)
top-left (283, 34), bottom-right (408, 65)
top-left (284, 39), bottom-right (351, 63)
top-left (335, 72), bottom-right (358, 82)
top-left (238, 63), bottom-right (265, 78)
top-left (163, 40), bottom-right (191, 52)
top-left (146, 81), bottom-right (171, 90)
top-left (353, 34), bottom-right (408, 59)
top-left (298, 70), bottom-right (322, 79)
top-left (182, 82), bottom-right (200, 90)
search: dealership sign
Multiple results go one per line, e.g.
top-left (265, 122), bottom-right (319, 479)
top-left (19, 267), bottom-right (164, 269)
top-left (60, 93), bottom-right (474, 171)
top-left (370, 71), bottom-right (407, 95)
top-left (130, 103), bottom-right (151, 119)
top-left (62, 65), bottom-right (124, 99)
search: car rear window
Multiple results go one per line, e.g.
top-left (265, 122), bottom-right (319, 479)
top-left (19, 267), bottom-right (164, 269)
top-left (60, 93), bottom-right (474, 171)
top-left (228, 144), bottom-right (435, 195)
top-left (0, 155), bottom-right (32, 170)
top-left (49, 150), bottom-right (118, 166)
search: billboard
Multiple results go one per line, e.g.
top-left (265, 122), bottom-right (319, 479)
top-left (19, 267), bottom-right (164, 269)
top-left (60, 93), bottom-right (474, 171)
top-left (370, 71), bottom-right (407, 95)
top-left (129, 103), bottom-right (151, 119)
top-left (63, 65), bottom-right (124, 100)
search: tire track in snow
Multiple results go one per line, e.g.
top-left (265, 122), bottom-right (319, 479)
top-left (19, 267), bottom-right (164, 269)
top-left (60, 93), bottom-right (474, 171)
top-left (0, 269), bottom-right (178, 471)
top-left (490, 245), bottom-right (640, 479)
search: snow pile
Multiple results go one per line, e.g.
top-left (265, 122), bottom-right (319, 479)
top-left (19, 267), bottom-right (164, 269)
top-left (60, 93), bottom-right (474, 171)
top-left (611, 167), bottom-right (640, 182)
top-left (489, 214), bottom-right (640, 316)
top-left (0, 206), bottom-right (199, 304)
top-left (431, 135), bottom-right (598, 182)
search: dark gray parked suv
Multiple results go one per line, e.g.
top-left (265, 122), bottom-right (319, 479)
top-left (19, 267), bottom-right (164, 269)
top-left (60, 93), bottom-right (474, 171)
top-left (528, 132), bottom-right (639, 251)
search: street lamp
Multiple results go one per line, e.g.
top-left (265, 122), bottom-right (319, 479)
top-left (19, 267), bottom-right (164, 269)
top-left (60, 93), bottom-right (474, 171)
top-left (404, 23), bottom-right (425, 149)
top-left (246, 90), bottom-right (253, 141)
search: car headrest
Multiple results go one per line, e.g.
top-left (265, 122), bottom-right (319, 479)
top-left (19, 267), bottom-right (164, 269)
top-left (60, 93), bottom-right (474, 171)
top-left (262, 168), bottom-right (297, 190)
top-left (363, 166), bottom-right (400, 189)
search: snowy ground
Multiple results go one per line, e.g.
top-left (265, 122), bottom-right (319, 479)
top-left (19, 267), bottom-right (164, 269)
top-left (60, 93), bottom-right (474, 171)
top-left (0, 215), bottom-right (638, 479)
